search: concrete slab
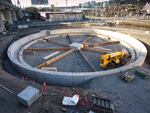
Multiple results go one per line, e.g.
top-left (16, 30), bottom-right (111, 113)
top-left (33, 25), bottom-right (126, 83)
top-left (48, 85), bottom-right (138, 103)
top-left (69, 43), bottom-right (83, 50)
top-left (17, 86), bottom-right (40, 107)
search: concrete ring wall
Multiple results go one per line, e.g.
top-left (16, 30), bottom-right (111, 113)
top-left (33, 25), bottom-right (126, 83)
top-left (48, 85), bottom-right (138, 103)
top-left (7, 29), bottom-right (147, 86)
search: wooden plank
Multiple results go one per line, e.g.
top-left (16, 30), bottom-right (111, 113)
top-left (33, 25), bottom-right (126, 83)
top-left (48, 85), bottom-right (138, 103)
top-left (82, 47), bottom-right (108, 54)
top-left (41, 67), bottom-right (57, 72)
top-left (24, 47), bottom-right (70, 52)
top-left (95, 47), bottom-right (112, 52)
top-left (87, 41), bottom-right (120, 47)
top-left (43, 51), bottom-right (60, 60)
top-left (82, 34), bottom-right (94, 43)
top-left (96, 34), bottom-right (112, 39)
top-left (36, 49), bottom-right (74, 68)
top-left (23, 50), bottom-right (36, 55)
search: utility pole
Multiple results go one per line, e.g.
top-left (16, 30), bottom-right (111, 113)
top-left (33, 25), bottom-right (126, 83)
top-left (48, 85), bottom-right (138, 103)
top-left (117, 0), bottom-right (120, 19)
top-left (66, 0), bottom-right (68, 21)
top-left (137, 0), bottom-right (140, 19)
top-left (66, 0), bottom-right (68, 8)
top-left (17, 0), bottom-right (21, 8)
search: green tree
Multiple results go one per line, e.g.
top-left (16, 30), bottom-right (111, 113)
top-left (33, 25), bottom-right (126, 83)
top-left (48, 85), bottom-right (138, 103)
top-left (25, 7), bottom-right (40, 19)
top-left (25, 7), bottom-right (39, 13)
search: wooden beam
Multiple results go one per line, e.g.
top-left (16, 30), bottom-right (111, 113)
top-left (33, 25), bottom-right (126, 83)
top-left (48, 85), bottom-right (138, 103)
top-left (94, 47), bottom-right (112, 52)
top-left (96, 34), bottom-right (112, 39)
top-left (82, 34), bottom-right (94, 43)
top-left (24, 47), bottom-right (70, 52)
top-left (43, 51), bottom-right (60, 60)
top-left (86, 41), bottom-right (120, 47)
top-left (36, 49), bottom-right (74, 68)
top-left (23, 50), bottom-right (36, 55)
top-left (82, 47), bottom-right (108, 54)
top-left (41, 67), bottom-right (57, 72)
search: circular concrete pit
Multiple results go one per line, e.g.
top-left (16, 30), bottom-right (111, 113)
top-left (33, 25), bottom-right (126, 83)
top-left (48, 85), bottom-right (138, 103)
top-left (7, 29), bottom-right (147, 86)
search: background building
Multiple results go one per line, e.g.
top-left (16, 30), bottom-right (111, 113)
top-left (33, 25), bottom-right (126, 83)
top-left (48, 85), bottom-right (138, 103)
top-left (40, 11), bottom-right (83, 22)
top-left (0, 0), bottom-right (20, 33)
top-left (31, 0), bottom-right (48, 5)
top-left (143, 2), bottom-right (150, 14)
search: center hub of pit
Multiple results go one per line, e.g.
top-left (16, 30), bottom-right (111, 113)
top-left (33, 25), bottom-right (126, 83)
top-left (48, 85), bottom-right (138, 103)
top-left (69, 43), bottom-right (83, 51)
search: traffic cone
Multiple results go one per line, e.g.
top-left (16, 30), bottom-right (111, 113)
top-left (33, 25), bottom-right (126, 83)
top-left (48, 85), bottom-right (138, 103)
top-left (43, 81), bottom-right (47, 96)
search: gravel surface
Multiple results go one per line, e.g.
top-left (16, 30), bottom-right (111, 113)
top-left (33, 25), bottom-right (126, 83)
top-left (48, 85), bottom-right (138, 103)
top-left (23, 34), bottom-right (126, 72)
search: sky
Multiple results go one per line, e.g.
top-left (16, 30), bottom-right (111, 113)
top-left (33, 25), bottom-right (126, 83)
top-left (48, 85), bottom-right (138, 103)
top-left (11, 0), bottom-right (108, 7)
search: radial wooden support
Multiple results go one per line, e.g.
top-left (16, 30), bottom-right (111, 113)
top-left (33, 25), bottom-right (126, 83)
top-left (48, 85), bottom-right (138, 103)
top-left (43, 38), bottom-right (69, 47)
top-left (87, 41), bottom-right (120, 47)
top-left (41, 67), bottom-right (57, 72)
top-left (43, 51), bottom-right (60, 60)
top-left (36, 49), bottom-right (74, 68)
top-left (23, 50), bottom-right (36, 54)
top-left (82, 47), bottom-right (108, 54)
top-left (24, 47), bottom-right (70, 52)
top-left (82, 34), bottom-right (94, 43)
top-left (96, 34), bottom-right (112, 39)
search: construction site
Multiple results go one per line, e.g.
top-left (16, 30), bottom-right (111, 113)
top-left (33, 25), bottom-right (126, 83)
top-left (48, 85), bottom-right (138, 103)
top-left (0, 0), bottom-right (150, 113)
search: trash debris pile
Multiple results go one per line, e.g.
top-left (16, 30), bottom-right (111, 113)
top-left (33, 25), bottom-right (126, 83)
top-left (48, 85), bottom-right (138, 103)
top-left (62, 95), bottom-right (80, 106)
top-left (16, 82), bottom-right (116, 113)
top-left (61, 92), bottom-right (115, 113)
top-left (120, 72), bottom-right (135, 82)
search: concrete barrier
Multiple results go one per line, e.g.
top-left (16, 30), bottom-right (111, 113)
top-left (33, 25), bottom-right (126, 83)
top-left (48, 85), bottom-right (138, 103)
top-left (7, 29), bottom-right (147, 86)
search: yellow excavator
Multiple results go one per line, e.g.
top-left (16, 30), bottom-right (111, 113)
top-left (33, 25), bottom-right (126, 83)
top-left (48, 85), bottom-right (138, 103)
top-left (100, 49), bottom-right (129, 69)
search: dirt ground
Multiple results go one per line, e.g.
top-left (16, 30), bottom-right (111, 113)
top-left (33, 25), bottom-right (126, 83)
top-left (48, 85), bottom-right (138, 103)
top-left (0, 69), bottom-right (109, 113)
top-left (1, 64), bottom-right (150, 113)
